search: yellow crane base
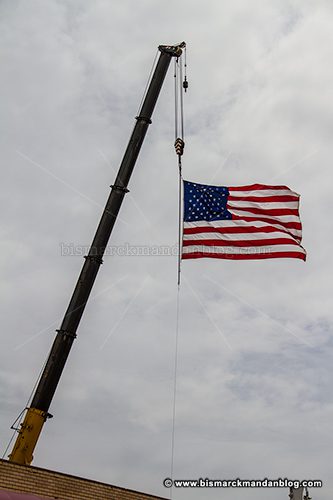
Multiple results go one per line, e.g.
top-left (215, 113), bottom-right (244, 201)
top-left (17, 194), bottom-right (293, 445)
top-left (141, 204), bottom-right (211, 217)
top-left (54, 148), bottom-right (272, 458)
top-left (8, 408), bottom-right (47, 465)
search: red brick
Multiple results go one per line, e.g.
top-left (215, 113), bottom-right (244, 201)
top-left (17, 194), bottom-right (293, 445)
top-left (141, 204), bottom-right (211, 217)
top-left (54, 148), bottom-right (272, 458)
top-left (0, 460), bottom-right (166, 500)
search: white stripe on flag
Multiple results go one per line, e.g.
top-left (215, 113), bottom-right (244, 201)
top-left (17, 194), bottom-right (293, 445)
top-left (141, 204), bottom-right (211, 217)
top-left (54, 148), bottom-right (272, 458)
top-left (228, 189), bottom-right (299, 197)
top-left (183, 220), bottom-right (303, 240)
top-left (227, 209), bottom-right (300, 223)
top-left (227, 200), bottom-right (299, 209)
top-left (183, 231), bottom-right (298, 242)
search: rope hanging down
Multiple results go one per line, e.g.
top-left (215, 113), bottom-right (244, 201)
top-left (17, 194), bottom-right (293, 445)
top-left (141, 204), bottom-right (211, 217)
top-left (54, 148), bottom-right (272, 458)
top-left (174, 51), bottom-right (187, 286)
top-left (169, 48), bottom-right (188, 500)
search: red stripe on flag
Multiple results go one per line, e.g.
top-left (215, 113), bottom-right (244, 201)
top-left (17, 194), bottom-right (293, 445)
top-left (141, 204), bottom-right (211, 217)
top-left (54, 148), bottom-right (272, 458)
top-left (228, 184), bottom-right (291, 191)
top-left (231, 214), bottom-right (302, 230)
top-left (183, 238), bottom-right (299, 248)
top-left (228, 195), bottom-right (299, 202)
top-left (182, 251), bottom-right (306, 261)
top-left (227, 205), bottom-right (299, 216)
top-left (183, 225), bottom-right (299, 236)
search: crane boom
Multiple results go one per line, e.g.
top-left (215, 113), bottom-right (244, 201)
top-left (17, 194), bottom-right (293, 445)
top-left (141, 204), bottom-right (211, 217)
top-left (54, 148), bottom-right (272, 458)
top-left (9, 41), bottom-right (185, 465)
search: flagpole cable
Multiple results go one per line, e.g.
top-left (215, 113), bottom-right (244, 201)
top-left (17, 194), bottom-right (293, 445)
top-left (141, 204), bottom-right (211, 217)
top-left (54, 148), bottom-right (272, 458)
top-left (170, 50), bottom-right (187, 497)
top-left (170, 284), bottom-right (180, 499)
top-left (177, 155), bottom-right (183, 287)
top-left (174, 54), bottom-right (186, 286)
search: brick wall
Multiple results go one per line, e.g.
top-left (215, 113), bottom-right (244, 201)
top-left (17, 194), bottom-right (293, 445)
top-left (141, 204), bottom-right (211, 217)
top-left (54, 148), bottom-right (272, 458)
top-left (0, 459), bottom-right (167, 500)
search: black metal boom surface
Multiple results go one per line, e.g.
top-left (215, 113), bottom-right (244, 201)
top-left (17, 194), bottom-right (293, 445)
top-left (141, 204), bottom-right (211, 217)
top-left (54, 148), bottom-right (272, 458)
top-left (9, 42), bottom-right (185, 465)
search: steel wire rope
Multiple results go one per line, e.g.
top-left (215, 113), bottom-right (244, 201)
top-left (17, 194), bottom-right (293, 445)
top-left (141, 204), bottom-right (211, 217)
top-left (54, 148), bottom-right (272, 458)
top-left (2, 345), bottom-right (53, 459)
top-left (136, 50), bottom-right (159, 117)
top-left (170, 52), bottom-right (186, 499)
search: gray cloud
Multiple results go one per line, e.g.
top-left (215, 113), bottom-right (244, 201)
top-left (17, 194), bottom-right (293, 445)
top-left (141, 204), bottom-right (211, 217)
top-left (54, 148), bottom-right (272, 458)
top-left (1, 1), bottom-right (332, 499)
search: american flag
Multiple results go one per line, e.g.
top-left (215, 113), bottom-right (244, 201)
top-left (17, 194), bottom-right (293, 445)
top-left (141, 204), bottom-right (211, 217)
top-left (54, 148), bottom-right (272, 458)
top-left (182, 180), bottom-right (306, 261)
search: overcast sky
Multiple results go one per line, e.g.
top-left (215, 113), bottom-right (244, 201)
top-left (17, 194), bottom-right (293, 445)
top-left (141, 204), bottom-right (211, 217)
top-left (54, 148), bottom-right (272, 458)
top-left (1, 1), bottom-right (332, 499)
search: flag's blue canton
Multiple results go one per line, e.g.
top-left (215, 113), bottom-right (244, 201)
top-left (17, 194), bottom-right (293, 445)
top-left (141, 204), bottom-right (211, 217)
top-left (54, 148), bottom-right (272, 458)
top-left (183, 180), bottom-right (232, 222)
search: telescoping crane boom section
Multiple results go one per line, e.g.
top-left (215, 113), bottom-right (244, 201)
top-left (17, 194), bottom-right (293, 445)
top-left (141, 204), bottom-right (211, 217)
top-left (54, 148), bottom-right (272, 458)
top-left (9, 41), bottom-right (185, 466)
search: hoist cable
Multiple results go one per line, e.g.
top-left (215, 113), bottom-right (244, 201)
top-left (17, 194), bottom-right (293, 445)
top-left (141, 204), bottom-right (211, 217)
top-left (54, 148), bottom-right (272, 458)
top-left (174, 58), bottom-right (179, 140)
top-left (170, 49), bottom-right (187, 497)
top-left (174, 54), bottom-right (185, 285)
top-left (179, 58), bottom-right (184, 140)
top-left (137, 50), bottom-right (159, 117)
